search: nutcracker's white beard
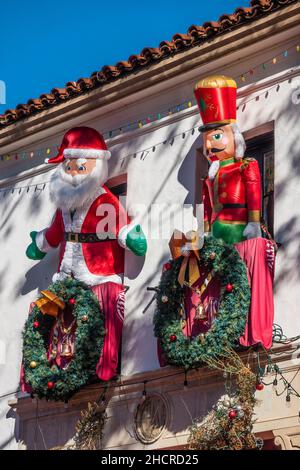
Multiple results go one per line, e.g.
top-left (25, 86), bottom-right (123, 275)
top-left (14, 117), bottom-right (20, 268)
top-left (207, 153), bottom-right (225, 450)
top-left (50, 159), bottom-right (108, 210)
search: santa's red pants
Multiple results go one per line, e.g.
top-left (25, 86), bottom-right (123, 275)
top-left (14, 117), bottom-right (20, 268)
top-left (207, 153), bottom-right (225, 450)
top-left (92, 282), bottom-right (125, 381)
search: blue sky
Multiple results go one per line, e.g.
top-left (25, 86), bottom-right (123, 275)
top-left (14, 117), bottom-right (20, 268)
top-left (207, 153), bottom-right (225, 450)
top-left (0, 0), bottom-right (249, 112)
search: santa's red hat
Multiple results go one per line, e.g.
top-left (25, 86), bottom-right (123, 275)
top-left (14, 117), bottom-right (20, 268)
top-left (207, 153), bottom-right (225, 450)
top-left (46, 126), bottom-right (111, 164)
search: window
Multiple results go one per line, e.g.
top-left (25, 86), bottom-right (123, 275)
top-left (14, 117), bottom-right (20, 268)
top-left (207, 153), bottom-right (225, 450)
top-left (106, 174), bottom-right (127, 208)
top-left (245, 131), bottom-right (274, 236)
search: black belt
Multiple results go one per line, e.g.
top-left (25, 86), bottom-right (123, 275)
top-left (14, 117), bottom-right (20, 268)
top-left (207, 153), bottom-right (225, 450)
top-left (222, 204), bottom-right (247, 209)
top-left (65, 232), bottom-right (115, 243)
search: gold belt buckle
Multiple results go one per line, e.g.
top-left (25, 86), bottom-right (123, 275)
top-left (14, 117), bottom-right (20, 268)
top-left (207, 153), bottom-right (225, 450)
top-left (70, 233), bottom-right (79, 243)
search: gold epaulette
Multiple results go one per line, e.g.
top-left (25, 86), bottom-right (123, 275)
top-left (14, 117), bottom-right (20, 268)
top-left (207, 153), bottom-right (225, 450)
top-left (240, 157), bottom-right (255, 171)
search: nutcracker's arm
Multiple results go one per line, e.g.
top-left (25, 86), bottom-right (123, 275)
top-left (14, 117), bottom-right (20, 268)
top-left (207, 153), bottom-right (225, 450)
top-left (241, 158), bottom-right (262, 239)
top-left (26, 210), bottom-right (64, 261)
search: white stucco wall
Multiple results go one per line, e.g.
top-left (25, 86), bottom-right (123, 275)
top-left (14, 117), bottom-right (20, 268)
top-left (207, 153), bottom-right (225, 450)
top-left (0, 33), bottom-right (300, 448)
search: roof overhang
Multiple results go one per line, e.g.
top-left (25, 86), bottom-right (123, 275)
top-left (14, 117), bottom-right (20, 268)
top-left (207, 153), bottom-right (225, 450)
top-left (0, 1), bottom-right (299, 152)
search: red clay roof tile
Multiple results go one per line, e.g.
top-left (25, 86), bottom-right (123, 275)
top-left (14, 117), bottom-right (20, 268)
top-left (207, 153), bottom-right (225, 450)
top-left (76, 77), bottom-right (94, 90)
top-left (0, 0), bottom-right (296, 129)
top-left (187, 24), bottom-right (206, 40)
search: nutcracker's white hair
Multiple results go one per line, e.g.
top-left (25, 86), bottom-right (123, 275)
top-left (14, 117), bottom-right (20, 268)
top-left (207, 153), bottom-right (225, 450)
top-left (50, 158), bottom-right (108, 210)
top-left (231, 123), bottom-right (246, 160)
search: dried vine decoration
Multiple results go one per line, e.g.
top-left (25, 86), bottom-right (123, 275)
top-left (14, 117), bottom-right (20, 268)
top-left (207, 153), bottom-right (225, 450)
top-left (22, 277), bottom-right (105, 401)
top-left (188, 348), bottom-right (262, 451)
top-left (154, 236), bottom-right (251, 368)
top-left (74, 402), bottom-right (107, 450)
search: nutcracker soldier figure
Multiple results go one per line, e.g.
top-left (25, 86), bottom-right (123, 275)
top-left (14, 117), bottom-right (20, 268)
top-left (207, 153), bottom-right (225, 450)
top-left (193, 76), bottom-right (276, 349)
top-left (194, 75), bottom-right (261, 244)
top-left (25, 126), bottom-right (147, 381)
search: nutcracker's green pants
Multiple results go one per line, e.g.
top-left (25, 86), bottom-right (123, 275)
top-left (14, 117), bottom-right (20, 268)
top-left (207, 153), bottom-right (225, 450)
top-left (212, 220), bottom-right (247, 245)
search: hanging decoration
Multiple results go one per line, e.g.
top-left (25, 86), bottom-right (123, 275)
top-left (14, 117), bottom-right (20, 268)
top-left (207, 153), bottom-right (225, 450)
top-left (74, 401), bottom-right (107, 450)
top-left (22, 277), bottom-right (106, 401)
top-left (188, 348), bottom-right (263, 450)
top-left (1, 43), bottom-right (298, 165)
top-left (154, 236), bottom-right (251, 369)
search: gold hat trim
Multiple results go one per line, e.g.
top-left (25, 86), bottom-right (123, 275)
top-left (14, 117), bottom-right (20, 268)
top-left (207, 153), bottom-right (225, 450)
top-left (195, 75), bottom-right (237, 90)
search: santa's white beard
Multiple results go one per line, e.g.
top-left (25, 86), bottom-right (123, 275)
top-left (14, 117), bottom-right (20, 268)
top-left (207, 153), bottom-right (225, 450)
top-left (50, 160), bottom-right (108, 210)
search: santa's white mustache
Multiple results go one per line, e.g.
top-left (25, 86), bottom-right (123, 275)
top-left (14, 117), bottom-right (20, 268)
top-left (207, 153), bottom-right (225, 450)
top-left (59, 171), bottom-right (90, 187)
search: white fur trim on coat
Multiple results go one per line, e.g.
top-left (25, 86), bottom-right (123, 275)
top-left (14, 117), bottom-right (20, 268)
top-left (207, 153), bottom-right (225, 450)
top-left (35, 229), bottom-right (53, 253)
top-left (118, 223), bottom-right (136, 250)
top-left (52, 269), bottom-right (123, 286)
top-left (63, 148), bottom-right (111, 160)
top-left (52, 241), bottom-right (124, 286)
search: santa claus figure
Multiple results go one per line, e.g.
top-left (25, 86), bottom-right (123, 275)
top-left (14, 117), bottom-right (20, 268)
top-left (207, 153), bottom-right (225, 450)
top-left (26, 126), bottom-right (147, 380)
top-left (193, 75), bottom-right (276, 349)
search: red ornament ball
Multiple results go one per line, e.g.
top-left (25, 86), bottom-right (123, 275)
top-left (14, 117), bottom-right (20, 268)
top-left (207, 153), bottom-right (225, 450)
top-left (226, 283), bottom-right (234, 293)
top-left (170, 334), bottom-right (177, 342)
top-left (47, 381), bottom-right (55, 390)
top-left (33, 321), bottom-right (39, 328)
top-left (163, 262), bottom-right (172, 271)
top-left (68, 298), bottom-right (76, 306)
top-left (228, 409), bottom-right (237, 419)
top-left (256, 382), bottom-right (264, 391)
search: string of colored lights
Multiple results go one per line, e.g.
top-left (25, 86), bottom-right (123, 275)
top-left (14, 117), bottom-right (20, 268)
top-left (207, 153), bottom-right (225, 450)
top-left (0, 69), bottom-right (296, 196)
top-left (0, 181), bottom-right (48, 195)
top-left (237, 42), bottom-right (300, 84)
top-left (2, 340), bottom-right (299, 410)
top-left (0, 43), bottom-right (299, 164)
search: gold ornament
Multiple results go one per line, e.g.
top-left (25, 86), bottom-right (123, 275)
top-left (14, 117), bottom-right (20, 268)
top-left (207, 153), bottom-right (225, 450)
top-left (60, 338), bottom-right (73, 358)
top-left (194, 302), bottom-right (207, 321)
top-left (209, 252), bottom-right (216, 260)
top-left (30, 361), bottom-right (37, 368)
top-left (82, 315), bottom-right (88, 322)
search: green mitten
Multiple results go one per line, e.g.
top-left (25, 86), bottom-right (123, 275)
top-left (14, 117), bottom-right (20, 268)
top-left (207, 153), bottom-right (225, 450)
top-left (26, 231), bottom-right (46, 260)
top-left (126, 225), bottom-right (147, 256)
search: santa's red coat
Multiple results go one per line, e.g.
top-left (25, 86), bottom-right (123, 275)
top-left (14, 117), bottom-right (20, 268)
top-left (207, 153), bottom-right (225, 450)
top-left (36, 185), bottom-right (130, 286)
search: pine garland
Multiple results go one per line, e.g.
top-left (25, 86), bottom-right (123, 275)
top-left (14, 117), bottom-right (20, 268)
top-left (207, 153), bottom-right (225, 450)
top-left (22, 277), bottom-right (105, 401)
top-left (154, 236), bottom-right (251, 368)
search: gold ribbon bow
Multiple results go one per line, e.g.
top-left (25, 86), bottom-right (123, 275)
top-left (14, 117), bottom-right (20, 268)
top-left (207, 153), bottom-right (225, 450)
top-left (169, 230), bottom-right (203, 287)
top-left (35, 290), bottom-right (65, 318)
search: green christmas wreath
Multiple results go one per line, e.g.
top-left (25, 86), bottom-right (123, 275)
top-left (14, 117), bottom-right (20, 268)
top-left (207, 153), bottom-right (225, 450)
top-left (154, 236), bottom-right (251, 368)
top-left (22, 277), bottom-right (105, 401)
